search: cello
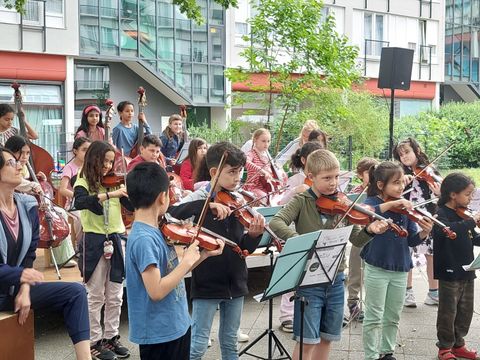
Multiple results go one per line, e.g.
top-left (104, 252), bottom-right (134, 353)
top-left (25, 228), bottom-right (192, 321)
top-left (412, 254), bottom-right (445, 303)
top-left (129, 86), bottom-right (147, 158)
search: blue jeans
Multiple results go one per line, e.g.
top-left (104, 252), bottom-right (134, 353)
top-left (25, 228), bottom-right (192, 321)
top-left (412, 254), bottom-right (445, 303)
top-left (190, 297), bottom-right (244, 360)
top-left (293, 273), bottom-right (345, 344)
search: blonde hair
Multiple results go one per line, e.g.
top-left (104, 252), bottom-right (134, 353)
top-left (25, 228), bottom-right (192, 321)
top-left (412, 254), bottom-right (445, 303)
top-left (163, 114), bottom-right (184, 138)
top-left (252, 128), bottom-right (271, 141)
top-left (299, 120), bottom-right (319, 146)
top-left (306, 149), bottom-right (340, 176)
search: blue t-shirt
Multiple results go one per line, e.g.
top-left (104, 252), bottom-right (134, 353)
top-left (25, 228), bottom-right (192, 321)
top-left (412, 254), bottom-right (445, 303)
top-left (126, 221), bottom-right (190, 344)
top-left (112, 122), bottom-right (151, 155)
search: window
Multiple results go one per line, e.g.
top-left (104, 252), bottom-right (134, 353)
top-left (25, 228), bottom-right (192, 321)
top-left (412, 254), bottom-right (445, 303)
top-left (0, 83), bottom-right (64, 158)
top-left (364, 13), bottom-right (384, 56)
top-left (74, 65), bottom-right (110, 112)
top-left (419, 20), bottom-right (428, 63)
top-left (235, 22), bottom-right (248, 35)
top-left (46, 0), bottom-right (63, 15)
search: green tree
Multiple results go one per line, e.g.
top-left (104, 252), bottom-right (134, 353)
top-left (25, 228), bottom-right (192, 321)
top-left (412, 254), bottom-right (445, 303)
top-left (226, 0), bottom-right (360, 154)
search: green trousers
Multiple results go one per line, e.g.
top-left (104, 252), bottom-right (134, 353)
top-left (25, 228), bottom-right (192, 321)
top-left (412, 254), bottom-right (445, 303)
top-left (363, 263), bottom-right (407, 360)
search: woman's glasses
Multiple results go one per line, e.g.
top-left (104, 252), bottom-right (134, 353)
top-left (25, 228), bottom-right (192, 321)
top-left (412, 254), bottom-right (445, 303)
top-left (5, 158), bottom-right (19, 168)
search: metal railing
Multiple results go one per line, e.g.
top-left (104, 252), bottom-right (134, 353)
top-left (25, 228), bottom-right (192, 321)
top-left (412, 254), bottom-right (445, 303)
top-left (419, 0), bottom-right (433, 18)
top-left (419, 45), bottom-right (433, 80)
top-left (363, 39), bottom-right (390, 75)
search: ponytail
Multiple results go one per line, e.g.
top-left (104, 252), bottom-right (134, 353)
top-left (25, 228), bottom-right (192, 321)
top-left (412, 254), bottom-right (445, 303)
top-left (366, 161), bottom-right (403, 197)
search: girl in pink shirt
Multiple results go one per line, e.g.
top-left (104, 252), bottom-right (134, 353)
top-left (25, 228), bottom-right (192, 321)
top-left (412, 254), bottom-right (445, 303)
top-left (75, 105), bottom-right (107, 142)
top-left (179, 138), bottom-right (207, 191)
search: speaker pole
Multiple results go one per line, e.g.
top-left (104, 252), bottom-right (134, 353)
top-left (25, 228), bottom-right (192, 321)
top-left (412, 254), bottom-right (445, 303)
top-left (388, 88), bottom-right (395, 160)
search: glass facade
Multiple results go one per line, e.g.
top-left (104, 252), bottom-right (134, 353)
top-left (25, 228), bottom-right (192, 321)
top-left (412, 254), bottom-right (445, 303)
top-left (445, 0), bottom-right (480, 89)
top-left (79, 0), bottom-right (226, 104)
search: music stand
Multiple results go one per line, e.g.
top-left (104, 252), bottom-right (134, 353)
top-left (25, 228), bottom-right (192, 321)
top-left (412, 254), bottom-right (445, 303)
top-left (239, 206), bottom-right (288, 359)
top-left (260, 226), bottom-right (352, 360)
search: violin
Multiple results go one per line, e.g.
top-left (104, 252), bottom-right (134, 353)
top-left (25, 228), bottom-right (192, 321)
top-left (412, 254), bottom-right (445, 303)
top-left (160, 217), bottom-right (249, 258)
top-left (412, 165), bottom-right (443, 189)
top-left (455, 207), bottom-right (480, 226)
top-left (214, 189), bottom-right (284, 252)
top-left (385, 197), bottom-right (457, 240)
top-left (315, 192), bottom-right (409, 237)
top-left (101, 173), bottom-right (124, 188)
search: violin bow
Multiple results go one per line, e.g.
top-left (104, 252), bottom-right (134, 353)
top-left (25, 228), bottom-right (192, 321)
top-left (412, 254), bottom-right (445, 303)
top-left (412, 142), bottom-right (455, 180)
top-left (231, 185), bottom-right (289, 213)
top-left (194, 151), bottom-right (229, 240)
top-left (412, 197), bottom-right (438, 209)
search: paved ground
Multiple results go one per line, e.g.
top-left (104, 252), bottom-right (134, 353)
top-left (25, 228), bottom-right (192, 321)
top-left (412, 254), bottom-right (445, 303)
top-left (34, 260), bottom-right (480, 360)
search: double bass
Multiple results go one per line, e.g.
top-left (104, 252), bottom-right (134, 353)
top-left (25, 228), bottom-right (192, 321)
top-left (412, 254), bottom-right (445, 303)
top-left (12, 83), bottom-right (70, 249)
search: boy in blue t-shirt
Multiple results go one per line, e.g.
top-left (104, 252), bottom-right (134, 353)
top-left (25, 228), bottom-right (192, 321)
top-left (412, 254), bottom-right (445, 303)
top-left (125, 162), bottom-right (224, 360)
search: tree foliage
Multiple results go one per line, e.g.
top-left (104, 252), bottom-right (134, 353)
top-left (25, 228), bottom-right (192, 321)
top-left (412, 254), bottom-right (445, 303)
top-left (226, 0), bottom-right (360, 154)
top-left (395, 102), bottom-right (480, 169)
top-left (2, 0), bottom-right (26, 13)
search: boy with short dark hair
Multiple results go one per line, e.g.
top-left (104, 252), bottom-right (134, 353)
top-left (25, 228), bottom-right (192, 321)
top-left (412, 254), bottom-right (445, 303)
top-left (269, 149), bottom-right (388, 360)
top-left (125, 162), bottom-right (223, 360)
top-left (168, 141), bottom-right (265, 360)
top-left (127, 134), bottom-right (166, 171)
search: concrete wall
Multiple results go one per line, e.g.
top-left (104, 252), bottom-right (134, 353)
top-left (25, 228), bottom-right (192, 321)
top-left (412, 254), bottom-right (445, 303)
top-left (0, 0), bottom-right (79, 55)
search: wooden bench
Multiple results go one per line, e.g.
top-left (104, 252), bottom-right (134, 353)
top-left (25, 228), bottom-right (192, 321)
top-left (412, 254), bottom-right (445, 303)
top-left (0, 311), bottom-right (34, 360)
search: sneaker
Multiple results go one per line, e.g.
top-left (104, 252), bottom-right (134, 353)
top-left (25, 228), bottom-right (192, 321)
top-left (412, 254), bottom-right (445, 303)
top-left (208, 338), bottom-right (212, 347)
top-left (404, 289), bottom-right (417, 308)
top-left (379, 354), bottom-right (396, 360)
top-left (425, 290), bottom-right (439, 306)
top-left (105, 335), bottom-right (130, 358)
top-left (237, 331), bottom-right (249, 343)
top-left (281, 320), bottom-right (294, 333)
top-left (90, 340), bottom-right (117, 360)
top-left (349, 303), bottom-right (364, 322)
top-left (452, 345), bottom-right (477, 360)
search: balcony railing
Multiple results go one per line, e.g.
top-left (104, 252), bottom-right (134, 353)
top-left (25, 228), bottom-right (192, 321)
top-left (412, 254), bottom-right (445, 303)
top-left (364, 39), bottom-right (390, 75)
top-left (74, 81), bottom-right (110, 91)
top-left (419, 45), bottom-right (432, 80)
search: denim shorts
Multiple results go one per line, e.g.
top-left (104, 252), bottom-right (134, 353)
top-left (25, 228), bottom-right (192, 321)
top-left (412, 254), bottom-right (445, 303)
top-left (293, 272), bottom-right (345, 344)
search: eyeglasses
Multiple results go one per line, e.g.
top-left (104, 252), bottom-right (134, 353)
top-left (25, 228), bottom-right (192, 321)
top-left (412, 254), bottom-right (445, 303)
top-left (5, 158), bottom-right (19, 168)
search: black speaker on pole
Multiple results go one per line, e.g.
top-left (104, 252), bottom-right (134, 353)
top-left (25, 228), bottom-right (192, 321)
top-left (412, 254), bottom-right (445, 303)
top-left (378, 47), bottom-right (414, 90)
top-left (377, 47), bottom-right (414, 159)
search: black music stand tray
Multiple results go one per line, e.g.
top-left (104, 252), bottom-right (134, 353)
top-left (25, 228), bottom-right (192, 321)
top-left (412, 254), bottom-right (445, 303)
top-left (239, 229), bottom-right (321, 360)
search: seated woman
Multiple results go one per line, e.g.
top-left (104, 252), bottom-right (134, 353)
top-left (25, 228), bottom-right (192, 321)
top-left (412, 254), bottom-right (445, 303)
top-left (0, 147), bottom-right (91, 360)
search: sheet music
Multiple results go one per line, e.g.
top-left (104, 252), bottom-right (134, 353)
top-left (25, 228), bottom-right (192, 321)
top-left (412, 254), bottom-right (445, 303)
top-left (463, 252), bottom-right (480, 271)
top-left (301, 226), bottom-right (353, 286)
top-left (469, 188), bottom-right (480, 212)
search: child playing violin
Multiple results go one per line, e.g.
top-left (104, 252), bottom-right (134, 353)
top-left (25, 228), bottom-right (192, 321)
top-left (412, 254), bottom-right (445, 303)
top-left (0, 103), bottom-right (38, 146)
top-left (274, 141), bottom-right (324, 333)
top-left (346, 157), bottom-right (379, 324)
top-left (244, 128), bottom-right (286, 201)
top-left (75, 105), bottom-right (108, 142)
top-left (394, 137), bottom-right (441, 307)
top-left (168, 141), bottom-right (265, 360)
top-left (74, 140), bottom-right (133, 360)
top-left (269, 149), bottom-right (389, 360)
top-left (160, 114), bottom-right (186, 167)
top-left (361, 161), bottom-right (433, 360)
top-left (179, 138), bottom-right (207, 191)
top-left (433, 173), bottom-right (480, 360)
top-left (112, 101), bottom-right (151, 156)
top-left (125, 162), bottom-right (223, 360)
top-left (127, 134), bottom-right (166, 171)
